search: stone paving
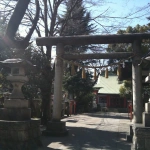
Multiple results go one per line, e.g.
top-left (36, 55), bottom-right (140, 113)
top-left (38, 112), bottom-right (132, 150)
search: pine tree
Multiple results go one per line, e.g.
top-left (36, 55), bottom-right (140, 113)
top-left (59, 0), bottom-right (95, 54)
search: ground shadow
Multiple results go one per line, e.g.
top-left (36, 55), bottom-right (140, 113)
top-left (83, 112), bottom-right (129, 120)
top-left (39, 125), bottom-right (131, 150)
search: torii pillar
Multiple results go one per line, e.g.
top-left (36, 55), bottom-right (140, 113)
top-left (43, 43), bottom-right (68, 136)
top-left (132, 40), bottom-right (142, 123)
top-left (131, 40), bottom-right (150, 150)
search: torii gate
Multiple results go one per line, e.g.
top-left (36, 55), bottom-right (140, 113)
top-left (36, 33), bottom-right (150, 136)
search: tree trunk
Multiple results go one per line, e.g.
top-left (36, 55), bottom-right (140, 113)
top-left (40, 64), bottom-right (53, 125)
top-left (5, 0), bottom-right (30, 39)
top-left (41, 89), bottom-right (51, 125)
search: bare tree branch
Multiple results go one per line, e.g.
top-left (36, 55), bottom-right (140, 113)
top-left (44, 0), bottom-right (48, 37)
top-left (25, 0), bottom-right (40, 41)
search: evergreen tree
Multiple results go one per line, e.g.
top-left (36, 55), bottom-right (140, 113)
top-left (107, 24), bottom-right (150, 54)
top-left (59, 0), bottom-right (95, 54)
top-left (63, 70), bottom-right (94, 112)
top-left (107, 24), bottom-right (150, 69)
top-left (107, 24), bottom-right (150, 104)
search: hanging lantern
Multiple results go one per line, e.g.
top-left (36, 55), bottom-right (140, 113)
top-left (117, 64), bottom-right (121, 76)
top-left (117, 64), bottom-right (122, 81)
top-left (77, 66), bottom-right (80, 72)
top-left (82, 67), bottom-right (86, 79)
top-left (122, 61), bottom-right (125, 68)
top-left (105, 68), bottom-right (108, 78)
top-left (94, 68), bottom-right (97, 80)
top-left (67, 62), bottom-right (70, 68)
top-left (63, 61), bottom-right (67, 75)
top-left (86, 69), bottom-right (89, 74)
top-left (71, 63), bottom-right (76, 76)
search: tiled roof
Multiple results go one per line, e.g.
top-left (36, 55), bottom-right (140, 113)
top-left (93, 74), bottom-right (123, 94)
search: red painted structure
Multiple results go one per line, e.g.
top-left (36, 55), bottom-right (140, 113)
top-left (128, 101), bottom-right (133, 121)
top-left (93, 89), bottom-right (127, 109)
top-left (98, 95), bottom-right (127, 108)
top-left (67, 100), bottom-right (76, 116)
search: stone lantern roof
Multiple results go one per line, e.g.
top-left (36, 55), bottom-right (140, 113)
top-left (0, 58), bottom-right (33, 67)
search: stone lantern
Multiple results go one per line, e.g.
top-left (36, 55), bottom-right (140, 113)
top-left (0, 58), bottom-right (41, 149)
top-left (0, 58), bottom-right (31, 120)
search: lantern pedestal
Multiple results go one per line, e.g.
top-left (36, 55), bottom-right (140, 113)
top-left (4, 99), bottom-right (29, 108)
top-left (0, 119), bottom-right (41, 150)
top-left (0, 59), bottom-right (42, 150)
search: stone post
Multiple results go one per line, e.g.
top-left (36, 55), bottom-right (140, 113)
top-left (132, 40), bottom-right (142, 123)
top-left (52, 43), bottom-right (64, 121)
top-left (43, 43), bottom-right (68, 136)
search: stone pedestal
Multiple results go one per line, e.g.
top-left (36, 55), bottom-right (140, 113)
top-left (0, 119), bottom-right (41, 150)
top-left (43, 121), bottom-right (68, 136)
top-left (143, 112), bottom-right (150, 127)
top-left (4, 99), bottom-right (29, 108)
top-left (131, 102), bottom-right (150, 149)
top-left (0, 108), bottom-right (31, 121)
top-left (131, 124), bottom-right (150, 150)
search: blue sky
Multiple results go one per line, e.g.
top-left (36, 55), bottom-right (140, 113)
top-left (87, 0), bottom-right (150, 33)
